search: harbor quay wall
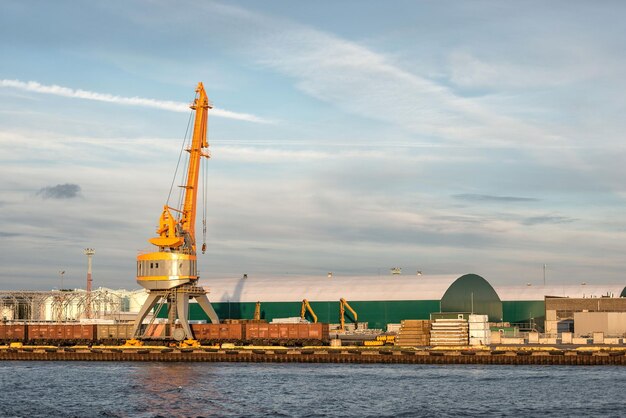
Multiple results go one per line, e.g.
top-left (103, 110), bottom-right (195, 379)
top-left (1, 349), bottom-right (625, 365)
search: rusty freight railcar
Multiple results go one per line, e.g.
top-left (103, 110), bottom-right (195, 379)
top-left (96, 323), bottom-right (134, 343)
top-left (0, 324), bottom-right (27, 343)
top-left (244, 323), bottom-right (329, 345)
top-left (28, 324), bottom-right (96, 345)
top-left (191, 323), bottom-right (244, 344)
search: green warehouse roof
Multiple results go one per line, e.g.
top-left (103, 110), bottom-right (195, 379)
top-left (440, 274), bottom-right (503, 322)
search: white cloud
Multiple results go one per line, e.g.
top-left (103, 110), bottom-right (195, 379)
top-left (215, 145), bottom-right (483, 164)
top-left (209, 12), bottom-right (562, 148)
top-left (448, 51), bottom-right (588, 90)
top-left (0, 79), bottom-right (272, 124)
top-left (2, 3), bottom-right (626, 287)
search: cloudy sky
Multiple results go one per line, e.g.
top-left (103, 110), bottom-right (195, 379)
top-left (1, 1), bottom-right (625, 290)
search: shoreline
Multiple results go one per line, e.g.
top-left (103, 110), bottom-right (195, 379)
top-left (1, 347), bottom-right (625, 365)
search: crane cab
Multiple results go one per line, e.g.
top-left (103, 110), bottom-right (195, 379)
top-left (136, 252), bottom-right (197, 290)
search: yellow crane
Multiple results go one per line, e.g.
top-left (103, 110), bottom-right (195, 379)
top-left (131, 83), bottom-right (219, 341)
top-left (138, 82), bottom-right (211, 285)
top-left (339, 298), bottom-right (358, 332)
top-left (300, 299), bottom-right (318, 323)
top-left (254, 301), bottom-right (261, 321)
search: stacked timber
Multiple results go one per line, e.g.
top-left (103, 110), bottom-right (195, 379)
top-left (386, 324), bottom-right (402, 333)
top-left (271, 317), bottom-right (308, 324)
top-left (394, 320), bottom-right (431, 346)
top-left (468, 314), bottom-right (491, 346)
top-left (430, 319), bottom-right (469, 346)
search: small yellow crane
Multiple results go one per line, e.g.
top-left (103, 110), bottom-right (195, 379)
top-left (254, 301), bottom-right (261, 321)
top-left (339, 298), bottom-right (358, 332)
top-left (300, 299), bottom-right (318, 323)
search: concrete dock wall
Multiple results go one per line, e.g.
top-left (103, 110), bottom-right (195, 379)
top-left (1, 349), bottom-right (624, 365)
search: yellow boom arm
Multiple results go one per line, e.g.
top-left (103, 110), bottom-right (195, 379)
top-left (300, 299), bottom-right (318, 323)
top-left (149, 82), bottom-right (211, 254)
top-left (339, 298), bottom-right (358, 331)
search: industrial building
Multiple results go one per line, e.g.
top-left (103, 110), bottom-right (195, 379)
top-left (544, 296), bottom-right (626, 337)
top-left (186, 274), bottom-right (625, 332)
top-left (192, 273), bottom-right (502, 329)
top-left (3, 275), bottom-right (625, 337)
top-left (496, 284), bottom-right (626, 330)
top-left (0, 288), bottom-right (146, 322)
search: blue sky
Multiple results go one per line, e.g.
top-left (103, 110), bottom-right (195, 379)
top-left (1, 1), bottom-right (625, 290)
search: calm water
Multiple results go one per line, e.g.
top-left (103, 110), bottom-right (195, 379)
top-left (0, 362), bottom-right (625, 417)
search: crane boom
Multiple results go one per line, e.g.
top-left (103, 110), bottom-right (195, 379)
top-left (181, 83), bottom-right (211, 252)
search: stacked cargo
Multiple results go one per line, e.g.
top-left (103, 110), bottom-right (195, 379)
top-left (430, 318), bottom-right (469, 346)
top-left (394, 320), bottom-right (431, 346)
top-left (468, 314), bottom-right (491, 346)
top-left (386, 324), bottom-right (402, 333)
top-left (222, 319), bottom-right (266, 324)
top-left (271, 317), bottom-right (308, 324)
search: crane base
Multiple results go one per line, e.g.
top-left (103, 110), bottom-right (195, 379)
top-left (131, 283), bottom-right (219, 340)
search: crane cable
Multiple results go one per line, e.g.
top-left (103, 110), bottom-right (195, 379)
top-left (201, 109), bottom-right (210, 254)
top-left (165, 89), bottom-right (208, 253)
top-left (201, 152), bottom-right (208, 254)
top-left (167, 106), bottom-right (195, 210)
top-left (177, 93), bottom-right (195, 217)
top-left (177, 130), bottom-right (192, 218)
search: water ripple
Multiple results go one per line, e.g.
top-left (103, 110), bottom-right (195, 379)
top-left (0, 362), bottom-right (625, 417)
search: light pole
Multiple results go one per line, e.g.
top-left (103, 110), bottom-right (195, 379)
top-left (58, 270), bottom-right (65, 290)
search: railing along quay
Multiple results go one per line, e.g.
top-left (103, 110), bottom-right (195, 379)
top-left (0, 349), bottom-right (625, 365)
